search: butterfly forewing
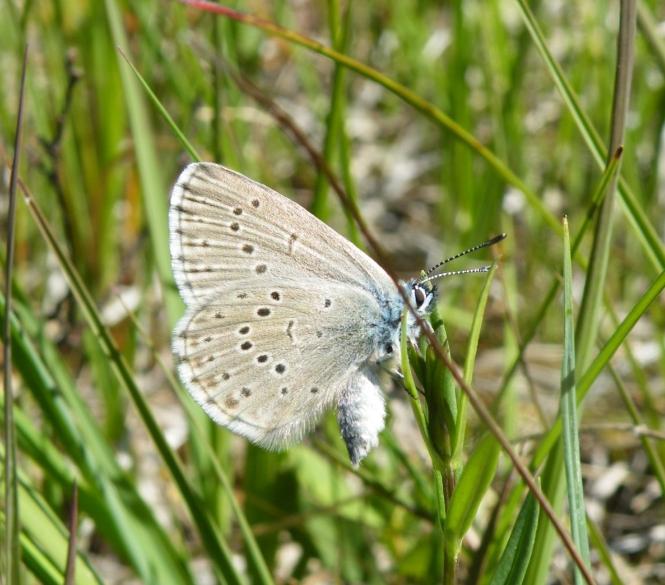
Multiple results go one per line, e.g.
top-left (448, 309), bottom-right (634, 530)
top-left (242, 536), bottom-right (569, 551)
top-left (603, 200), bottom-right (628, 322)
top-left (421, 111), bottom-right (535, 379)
top-left (173, 278), bottom-right (385, 449)
top-left (169, 163), bottom-right (395, 306)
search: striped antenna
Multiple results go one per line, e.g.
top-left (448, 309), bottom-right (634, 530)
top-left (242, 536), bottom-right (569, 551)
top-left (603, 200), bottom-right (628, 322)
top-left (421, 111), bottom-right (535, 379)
top-left (420, 265), bottom-right (493, 285)
top-left (425, 233), bottom-right (506, 276)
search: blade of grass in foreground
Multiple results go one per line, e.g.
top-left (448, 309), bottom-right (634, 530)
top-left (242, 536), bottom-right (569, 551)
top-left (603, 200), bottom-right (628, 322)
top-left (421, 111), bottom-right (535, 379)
top-left (489, 491), bottom-right (540, 585)
top-left (118, 48), bottom-right (201, 163)
top-left (561, 217), bottom-right (591, 584)
top-left (19, 181), bottom-right (245, 585)
top-left (530, 267), bottom-right (665, 469)
top-left (0, 291), bottom-right (190, 584)
top-left (453, 266), bottom-right (497, 463)
top-left (494, 147), bottom-right (624, 408)
top-left (445, 433), bottom-right (500, 582)
top-left (104, 0), bottom-right (183, 327)
top-left (3, 42), bottom-right (28, 585)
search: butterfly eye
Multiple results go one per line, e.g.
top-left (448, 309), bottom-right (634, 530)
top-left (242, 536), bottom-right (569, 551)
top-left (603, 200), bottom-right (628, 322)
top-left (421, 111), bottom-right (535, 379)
top-left (385, 343), bottom-right (394, 355)
top-left (413, 286), bottom-right (427, 308)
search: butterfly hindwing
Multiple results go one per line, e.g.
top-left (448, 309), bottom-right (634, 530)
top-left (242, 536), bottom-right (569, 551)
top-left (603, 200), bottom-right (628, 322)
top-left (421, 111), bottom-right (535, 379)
top-left (172, 278), bottom-right (386, 449)
top-left (169, 162), bottom-right (395, 306)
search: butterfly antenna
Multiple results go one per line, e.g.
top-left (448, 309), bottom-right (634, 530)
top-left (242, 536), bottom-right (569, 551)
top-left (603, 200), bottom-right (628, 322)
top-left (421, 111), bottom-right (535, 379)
top-left (420, 266), bottom-right (493, 285)
top-left (425, 233), bottom-right (507, 276)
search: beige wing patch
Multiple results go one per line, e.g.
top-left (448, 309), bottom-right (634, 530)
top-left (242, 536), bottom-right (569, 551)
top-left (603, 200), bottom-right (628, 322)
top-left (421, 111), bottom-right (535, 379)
top-left (172, 279), bottom-right (381, 449)
top-left (169, 162), bottom-right (395, 305)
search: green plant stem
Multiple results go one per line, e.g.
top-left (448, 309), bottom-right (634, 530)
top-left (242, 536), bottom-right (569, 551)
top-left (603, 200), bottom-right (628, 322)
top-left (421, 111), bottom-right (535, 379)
top-left (3, 43), bottom-right (28, 585)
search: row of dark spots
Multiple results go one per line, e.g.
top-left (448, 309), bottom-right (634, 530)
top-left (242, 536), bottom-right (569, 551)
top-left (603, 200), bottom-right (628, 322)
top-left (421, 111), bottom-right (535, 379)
top-left (222, 383), bottom-right (314, 395)
top-left (229, 199), bottom-right (260, 225)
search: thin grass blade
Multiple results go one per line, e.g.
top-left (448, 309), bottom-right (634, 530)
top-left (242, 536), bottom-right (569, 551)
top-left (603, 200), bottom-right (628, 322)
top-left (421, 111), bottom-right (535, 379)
top-left (489, 491), bottom-right (540, 585)
top-left (19, 182), bottom-right (244, 584)
top-left (561, 217), bottom-right (591, 584)
top-left (3, 42), bottom-right (28, 585)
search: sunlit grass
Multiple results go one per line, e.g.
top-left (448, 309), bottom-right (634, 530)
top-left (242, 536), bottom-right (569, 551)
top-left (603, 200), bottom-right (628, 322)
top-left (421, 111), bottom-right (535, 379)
top-left (1, 1), bottom-right (664, 583)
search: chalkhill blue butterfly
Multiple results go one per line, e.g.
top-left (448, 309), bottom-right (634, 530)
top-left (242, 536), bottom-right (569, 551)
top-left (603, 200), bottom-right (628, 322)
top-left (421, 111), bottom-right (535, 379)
top-left (170, 162), bottom-right (503, 465)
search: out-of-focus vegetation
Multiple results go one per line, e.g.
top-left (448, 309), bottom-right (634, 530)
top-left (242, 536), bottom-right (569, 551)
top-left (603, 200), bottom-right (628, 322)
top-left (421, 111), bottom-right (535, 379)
top-left (1, 1), bottom-right (664, 583)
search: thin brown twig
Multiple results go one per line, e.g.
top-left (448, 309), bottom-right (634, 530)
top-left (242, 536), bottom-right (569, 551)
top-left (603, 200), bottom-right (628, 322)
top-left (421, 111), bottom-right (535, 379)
top-left (37, 50), bottom-right (82, 335)
top-left (63, 481), bottom-right (79, 585)
top-left (38, 49), bottom-right (81, 258)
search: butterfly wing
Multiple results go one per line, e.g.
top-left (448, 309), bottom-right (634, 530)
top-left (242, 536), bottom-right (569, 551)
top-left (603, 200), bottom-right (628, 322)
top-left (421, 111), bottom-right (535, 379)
top-left (173, 278), bottom-right (387, 449)
top-left (169, 162), bottom-right (396, 306)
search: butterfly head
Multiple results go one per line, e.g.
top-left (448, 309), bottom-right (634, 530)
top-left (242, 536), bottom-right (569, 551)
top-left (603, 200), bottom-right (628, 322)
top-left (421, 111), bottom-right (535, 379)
top-left (395, 234), bottom-right (508, 349)
top-left (406, 278), bottom-right (437, 317)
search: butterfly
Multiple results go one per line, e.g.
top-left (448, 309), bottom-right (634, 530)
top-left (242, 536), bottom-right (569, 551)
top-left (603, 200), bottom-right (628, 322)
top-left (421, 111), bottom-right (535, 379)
top-left (170, 162), bottom-right (503, 465)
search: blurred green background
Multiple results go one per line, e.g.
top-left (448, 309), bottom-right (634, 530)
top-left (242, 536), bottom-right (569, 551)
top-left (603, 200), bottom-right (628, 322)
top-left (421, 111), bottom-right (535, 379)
top-left (1, 1), bottom-right (664, 583)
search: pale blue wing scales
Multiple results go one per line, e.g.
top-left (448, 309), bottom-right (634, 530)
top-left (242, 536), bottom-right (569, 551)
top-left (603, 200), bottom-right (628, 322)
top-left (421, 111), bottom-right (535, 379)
top-left (172, 278), bottom-right (385, 449)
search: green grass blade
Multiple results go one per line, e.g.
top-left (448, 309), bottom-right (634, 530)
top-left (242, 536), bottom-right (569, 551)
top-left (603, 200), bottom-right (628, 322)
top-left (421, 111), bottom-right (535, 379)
top-left (531, 268), bottom-right (665, 469)
top-left (3, 42), bottom-right (28, 585)
top-left (118, 48), bottom-right (201, 162)
top-left (493, 148), bottom-right (624, 407)
top-left (561, 217), bottom-right (591, 584)
top-left (453, 266), bottom-right (496, 461)
top-left (400, 309), bottom-right (438, 468)
top-left (104, 0), bottom-right (183, 327)
top-left (309, 0), bottom-right (352, 221)
top-left (445, 434), bottom-right (500, 555)
top-left (489, 492), bottom-right (540, 585)
top-left (516, 0), bottom-right (664, 271)
top-left (19, 184), bottom-right (244, 584)
top-left (181, 0), bottom-right (561, 235)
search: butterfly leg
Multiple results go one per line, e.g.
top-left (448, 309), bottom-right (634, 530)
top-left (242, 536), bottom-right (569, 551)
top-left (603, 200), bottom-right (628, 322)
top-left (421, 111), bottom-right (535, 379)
top-left (337, 367), bottom-right (386, 466)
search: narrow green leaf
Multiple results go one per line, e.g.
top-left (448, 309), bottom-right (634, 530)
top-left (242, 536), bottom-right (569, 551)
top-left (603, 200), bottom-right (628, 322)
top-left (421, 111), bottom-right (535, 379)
top-left (118, 49), bottom-right (201, 162)
top-left (489, 492), bottom-right (540, 585)
top-left (561, 217), bottom-right (591, 584)
top-left (3, 42), bottom-right (28, 585)
top-left (446, 433), bottom-right (500, 549)
top-left (453, 266), bottom-right (496, 460)
top-left (104, 0), bottom-right (183, 326)
top-left (531, 268), bottom-right (665, 469)
top-left (20, 185), bottom-right (243, 584)
top-left (494, 148), bottom-right (623, 408)
top-left (516, 0), bottom-right (664, 271)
